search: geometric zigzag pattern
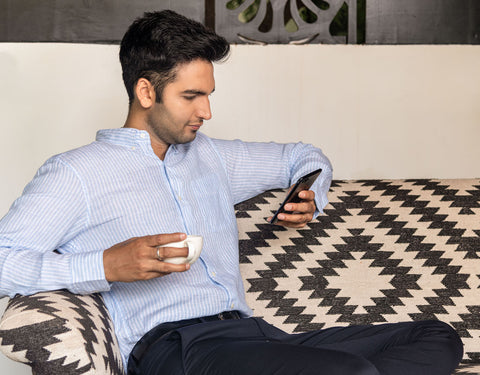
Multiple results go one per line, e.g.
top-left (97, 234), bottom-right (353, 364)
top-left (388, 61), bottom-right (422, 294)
top-left (0, 290), bottom-right (124, 374)
top-left (236, 179), bottom-right (480, 369)
top-left (0, 179), bottom-right (478, 374)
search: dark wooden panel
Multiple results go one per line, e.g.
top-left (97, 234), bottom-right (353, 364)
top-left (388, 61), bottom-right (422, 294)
top-left (366, 0), bottom-right (480, 44)
top-left (1, 0), bottom-right (478, 44)
top-left (0, 0), bottom-right (204, 43)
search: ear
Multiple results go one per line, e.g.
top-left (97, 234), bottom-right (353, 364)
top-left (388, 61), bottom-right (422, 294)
top-left (134, 78), bottom-right (156, 109)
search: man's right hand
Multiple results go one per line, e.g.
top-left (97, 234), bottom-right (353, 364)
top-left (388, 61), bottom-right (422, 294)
top-left (103, 233), bottom-right (190, 282)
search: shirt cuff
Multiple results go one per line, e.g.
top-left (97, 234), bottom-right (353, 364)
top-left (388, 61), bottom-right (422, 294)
top-left (312, 170), bottom-right (333, 219)
top-left (69, 250), bottom-right (111, 294)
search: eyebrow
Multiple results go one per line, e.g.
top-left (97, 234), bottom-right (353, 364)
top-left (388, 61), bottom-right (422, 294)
top-left (181, 88), bottom-right (215, 96)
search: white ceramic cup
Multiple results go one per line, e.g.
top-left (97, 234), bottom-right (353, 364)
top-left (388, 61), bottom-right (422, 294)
top-left (159, 235), bottom-right (203, 265)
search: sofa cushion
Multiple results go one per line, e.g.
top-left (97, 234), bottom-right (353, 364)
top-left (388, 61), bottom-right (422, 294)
top-left (456, 363), bottom-right (480, 374)
top-left (236, 179), bottom-right (480, 364)
top-left (0, 290), bottom-right (124, 374)
top-left (0, 178), bottom-right (478, 374)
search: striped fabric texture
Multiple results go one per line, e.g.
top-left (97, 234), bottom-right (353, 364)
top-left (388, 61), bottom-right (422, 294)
top-left (0, 128), bottom-right (332, 367)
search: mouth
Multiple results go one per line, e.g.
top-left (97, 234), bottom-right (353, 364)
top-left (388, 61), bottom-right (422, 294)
top-left (188, 123), bottom-right (202, 131)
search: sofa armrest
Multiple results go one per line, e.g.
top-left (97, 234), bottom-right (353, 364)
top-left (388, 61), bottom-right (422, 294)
top-left (0, 290), bottom-right (124, 375)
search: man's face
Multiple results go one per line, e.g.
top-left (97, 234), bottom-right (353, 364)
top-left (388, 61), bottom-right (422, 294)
top-left (147, 59), bottom-right (215, 148)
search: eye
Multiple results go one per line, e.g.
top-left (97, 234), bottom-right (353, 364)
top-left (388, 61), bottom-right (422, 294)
top-left (183, 95), bottom-right (196, 101)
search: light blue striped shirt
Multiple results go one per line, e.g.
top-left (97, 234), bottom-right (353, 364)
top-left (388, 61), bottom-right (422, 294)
top-left (0, 128), bottom-right (332, 367)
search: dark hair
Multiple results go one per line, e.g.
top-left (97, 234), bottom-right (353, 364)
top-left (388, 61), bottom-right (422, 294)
top-left (120, 10), bottom-right (230, 104)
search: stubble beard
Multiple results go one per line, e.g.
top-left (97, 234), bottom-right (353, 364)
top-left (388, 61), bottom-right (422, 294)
top-left (151, 122), bottom-right (198, 147)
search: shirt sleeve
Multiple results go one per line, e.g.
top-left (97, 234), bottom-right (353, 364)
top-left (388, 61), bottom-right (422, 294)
top-left (0, 156), bottom-right (110, 298)
top-left (210, 138), bottom-right (333, 215)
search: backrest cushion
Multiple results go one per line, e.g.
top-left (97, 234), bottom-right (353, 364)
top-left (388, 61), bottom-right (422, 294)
top-left (236, 180), bottom-right (480, 363)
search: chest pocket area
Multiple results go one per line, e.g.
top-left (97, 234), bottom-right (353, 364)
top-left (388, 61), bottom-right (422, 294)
top-left (189, 173), bottom-right (234, 233)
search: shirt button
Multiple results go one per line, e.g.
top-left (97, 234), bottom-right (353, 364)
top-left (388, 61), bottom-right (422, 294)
top-left (230, 303), bottom-right (235, 309)
top-left (131, 146), bottom-right (136, 150)
top-left (211, 271), bottom-right (216, 277)
top-left (140, 133), bottom-right (146, 139)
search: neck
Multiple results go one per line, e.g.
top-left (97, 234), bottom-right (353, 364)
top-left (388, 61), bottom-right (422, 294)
top-left (123, 106), bottom-right (169, 160)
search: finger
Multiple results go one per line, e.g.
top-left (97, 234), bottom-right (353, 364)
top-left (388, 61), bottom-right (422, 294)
top-left (273, 218), bottom-right (308, 228)
top-left (284, 200), bottom-right (316, 215)
top-left (150, 259), bottom-right (190, 274)
top-left (145, 232), bottom-right (187, 248)
top-left (140, 256), bottom-right (190, 278)
top-left (154, 245), bottom-right (189, 261)
top-left (276, 212), bottom-right (313, 228)
top-left (297, 189), bottom-right (315, 201)
top-left (277, 211), bottom-right (313, 223)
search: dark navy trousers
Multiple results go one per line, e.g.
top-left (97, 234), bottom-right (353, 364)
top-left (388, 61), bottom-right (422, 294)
top-left (127, 315), bottom-right (463, 375)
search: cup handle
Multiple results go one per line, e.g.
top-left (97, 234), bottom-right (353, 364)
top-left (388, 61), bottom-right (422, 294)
top-left (185, 240), bottom-right (195, 262)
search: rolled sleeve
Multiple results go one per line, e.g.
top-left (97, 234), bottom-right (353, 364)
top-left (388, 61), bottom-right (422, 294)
top-left (211, 138), bottom-right (333, 208)
top-left (312, 163), bottom-right (333, 218)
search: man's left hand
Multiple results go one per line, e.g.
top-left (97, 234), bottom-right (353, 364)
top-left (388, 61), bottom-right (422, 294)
top-left (269, 190), bottom-right (316, 228)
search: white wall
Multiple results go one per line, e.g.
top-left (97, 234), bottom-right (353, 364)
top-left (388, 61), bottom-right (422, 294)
top-left (210, 45), bottom-right (480, 180)
top-left (1, 43), bottom-right (479, 215)
top-left (0, 42), bottom-right (479, 373)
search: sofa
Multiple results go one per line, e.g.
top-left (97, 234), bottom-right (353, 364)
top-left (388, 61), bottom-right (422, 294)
top-left (0, 179), bottom-right (479, 374)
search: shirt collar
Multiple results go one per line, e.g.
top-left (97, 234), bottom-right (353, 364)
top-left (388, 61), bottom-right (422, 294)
top-left (95, 128), bottom-right (184, 158)
top-left (95, 128), bottom-right (156, 155)
top-left (96, 128), bottom-right (147, 146)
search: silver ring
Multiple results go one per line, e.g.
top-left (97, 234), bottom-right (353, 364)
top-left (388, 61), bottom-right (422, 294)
top-left (156, 247), bottom-right (164, 262)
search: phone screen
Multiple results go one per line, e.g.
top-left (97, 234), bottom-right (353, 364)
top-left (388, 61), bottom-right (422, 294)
top-left (269, 168), bottom-right (322, 224)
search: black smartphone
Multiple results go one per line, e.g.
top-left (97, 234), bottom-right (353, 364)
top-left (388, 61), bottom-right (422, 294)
top-left (269, 168), bottom-right (322, 224)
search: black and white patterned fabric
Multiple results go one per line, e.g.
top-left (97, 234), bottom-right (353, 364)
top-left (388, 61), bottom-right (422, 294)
top-left (236, 179), bottom-right (480, 373)
top-left (0, 179), bottom-right (479, 374)
top-left (0, 290), bottom-right (124, 374)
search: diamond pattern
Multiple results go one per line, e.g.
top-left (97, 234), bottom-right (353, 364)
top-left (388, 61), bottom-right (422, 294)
top-left (236, 179), bottom-right (480, 364)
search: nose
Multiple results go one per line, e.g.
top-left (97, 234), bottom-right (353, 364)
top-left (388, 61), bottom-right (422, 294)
top-left (197, 96), bottom-right (212, 121)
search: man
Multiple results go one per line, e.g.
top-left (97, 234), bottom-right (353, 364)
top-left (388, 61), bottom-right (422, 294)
top-left (0, 10), bottom-right (462, 375)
